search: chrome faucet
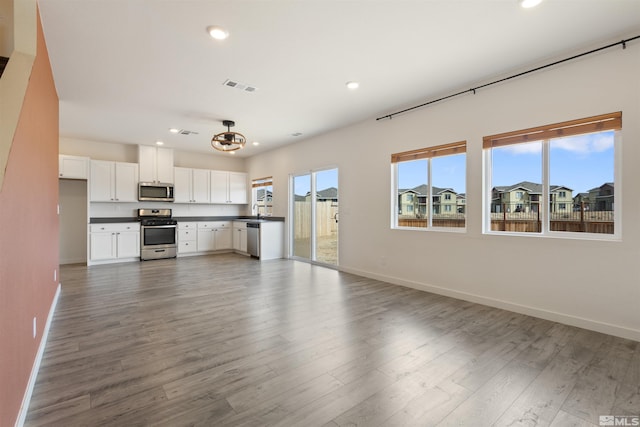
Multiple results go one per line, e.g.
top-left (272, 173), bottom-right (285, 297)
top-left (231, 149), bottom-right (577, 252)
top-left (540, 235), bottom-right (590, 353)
top-left (252, 203), bottom-right (260, 219)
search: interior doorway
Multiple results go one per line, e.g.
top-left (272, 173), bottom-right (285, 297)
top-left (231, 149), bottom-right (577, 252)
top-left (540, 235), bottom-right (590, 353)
top-left (59, 179), bottom-right (88, 264)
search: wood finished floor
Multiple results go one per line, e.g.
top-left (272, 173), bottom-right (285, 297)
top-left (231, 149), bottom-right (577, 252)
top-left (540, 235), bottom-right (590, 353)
top-left (26, 254), bottom-right (639, 426)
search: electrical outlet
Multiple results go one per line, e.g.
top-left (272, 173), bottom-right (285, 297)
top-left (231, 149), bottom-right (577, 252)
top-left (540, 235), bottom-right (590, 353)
top-left (33, 317), bottom-right (37, 338)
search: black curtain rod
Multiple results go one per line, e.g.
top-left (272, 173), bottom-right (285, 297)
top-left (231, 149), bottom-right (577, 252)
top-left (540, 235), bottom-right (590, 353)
top-left (376, 35), bottom-right (640, 121)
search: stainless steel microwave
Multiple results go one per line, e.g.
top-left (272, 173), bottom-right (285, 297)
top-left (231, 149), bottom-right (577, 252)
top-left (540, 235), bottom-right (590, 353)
top-left (138, 183), bottom-right (174, 202)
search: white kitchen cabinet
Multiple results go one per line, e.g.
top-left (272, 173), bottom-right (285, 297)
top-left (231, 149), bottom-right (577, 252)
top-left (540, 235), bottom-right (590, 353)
top-left (211, 171), bottom-right (247, 204)
top-left (178, 222), bottom-right (198, 254)
top-left (174, 167), bottom-right (210, 203)
top-left (215, 225), bottom-right (233, 250)
top-left (90, 160), bottom-right (138, 202)
top-left (89, 223), bottom-right (140, 263)
top-left (138, 145), bottom-right (174, 183)
top-left (59, 155), bottom-right (89, 179)
top-left (233, 222), bottom-right (248, 253)
top-left (196, 223), bottom-right (215, 252)
top-left (196, 221), bottom-right (232, 251)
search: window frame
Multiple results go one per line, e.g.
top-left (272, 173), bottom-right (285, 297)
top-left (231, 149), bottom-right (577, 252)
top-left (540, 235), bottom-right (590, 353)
top-left (483, 112), bottom-right (621, 240)
top-left (391, 141), bottom-right (467, 232)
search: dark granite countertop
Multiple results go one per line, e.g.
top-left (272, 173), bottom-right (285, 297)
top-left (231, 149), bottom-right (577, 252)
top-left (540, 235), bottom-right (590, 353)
top-left (90, 216), bottom-right (285, 224)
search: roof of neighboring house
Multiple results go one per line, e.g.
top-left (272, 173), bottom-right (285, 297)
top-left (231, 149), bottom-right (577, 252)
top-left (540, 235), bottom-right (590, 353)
top-left (573, 192), bottom-right (589, 199)
top-left (493, 181), bottom-right (572, 194)
top-left (294, 194), bottom-right (306, 201)
top-left (305, 187), bottom-right (338, 199)
top-left (588, 182), bottom-right (614, 192)
top-left (399, 184), bottom-right (457, 196)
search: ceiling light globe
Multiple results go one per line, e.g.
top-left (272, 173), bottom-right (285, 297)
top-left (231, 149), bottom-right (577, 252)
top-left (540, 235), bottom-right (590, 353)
top-left (346, 81), bottom-right (360, 90)
top-left (207, 26), bottom-right (229, 40)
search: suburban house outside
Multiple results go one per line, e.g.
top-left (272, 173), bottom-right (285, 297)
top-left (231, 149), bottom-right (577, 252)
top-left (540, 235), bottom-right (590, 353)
top-left (398, 185), bottom-right (459, 218)
top-left (588, 182), bottom-right (614, 211)
top-left (491, 181), bottom-right (573, 214)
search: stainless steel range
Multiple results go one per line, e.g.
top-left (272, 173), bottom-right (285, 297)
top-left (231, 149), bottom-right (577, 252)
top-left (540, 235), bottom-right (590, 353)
top-left (138, 208), bottom-right (177, 260)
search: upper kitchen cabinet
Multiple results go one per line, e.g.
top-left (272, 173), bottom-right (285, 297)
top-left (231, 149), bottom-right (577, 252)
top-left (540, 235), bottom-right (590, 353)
top-left (138, 145), bottom-right (174, 184)
top-left (59, 154), bottom-right (89, 179)
top-left (174, 167), bottom-right (210, 204)
top-left (90, 160), bottom-right (138, 202)
top-left (211, 171), bottom-right (247, 204)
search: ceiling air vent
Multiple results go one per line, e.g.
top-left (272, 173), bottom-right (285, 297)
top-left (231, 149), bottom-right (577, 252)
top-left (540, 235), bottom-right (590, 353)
top-left (179, 130), bottom-right (199, 136)
top-left (223, 79), bottom-right (258, 93)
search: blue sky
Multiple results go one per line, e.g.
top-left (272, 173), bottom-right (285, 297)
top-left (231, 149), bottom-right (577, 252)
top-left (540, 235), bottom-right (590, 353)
top-left (493, 131), bottom-right (614, 193)
top-left (397, 131), bottom-right (614, 195)
top-left (293, 168), bottom-right (338, 196)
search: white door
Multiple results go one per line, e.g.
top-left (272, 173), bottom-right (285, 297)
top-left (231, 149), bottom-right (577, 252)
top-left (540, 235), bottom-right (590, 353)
top-left (215, 227), bottom-right (233, 249)
top-left (115, 162), bottom-right (138, 202)
top-left (197, 229), bottom-right (215, 251)
top-left (90, 160), bottom-right (114, 201)
top-left (117, 231), bottom-right (140, 258)
top-left (210, 171), bottom-right (228, 203)
top-left (174, 167), bottom-right (192, 203)
top-left (192, 169), bottom-right (210, 203)
top-left (90, 232), bottom-right (116, 260)
top-left (228, 172), bottom-right (247, 204)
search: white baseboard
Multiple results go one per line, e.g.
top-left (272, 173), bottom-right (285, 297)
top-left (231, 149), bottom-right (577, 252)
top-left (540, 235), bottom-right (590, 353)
top-left (15, 283), bottom-right (61, 427)
top-left (339, 266), bottom-right (640, 342)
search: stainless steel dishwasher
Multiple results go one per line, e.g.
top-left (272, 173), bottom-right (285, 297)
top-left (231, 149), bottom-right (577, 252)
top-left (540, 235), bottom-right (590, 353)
top-left (247, 222), bottom-right (260, 257)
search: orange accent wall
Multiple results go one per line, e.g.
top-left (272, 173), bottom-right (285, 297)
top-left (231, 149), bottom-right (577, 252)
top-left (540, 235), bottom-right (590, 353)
top-left (0, 10), bottom-right (59, 427)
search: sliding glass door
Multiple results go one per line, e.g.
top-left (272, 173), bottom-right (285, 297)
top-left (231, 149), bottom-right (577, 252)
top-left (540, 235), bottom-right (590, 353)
top-left (291, 168), bottom-right (338, 266)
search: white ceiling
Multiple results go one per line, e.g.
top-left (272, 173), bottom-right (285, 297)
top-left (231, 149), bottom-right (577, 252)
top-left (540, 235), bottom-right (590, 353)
top-left (38, 0), bottom-right (640, 158)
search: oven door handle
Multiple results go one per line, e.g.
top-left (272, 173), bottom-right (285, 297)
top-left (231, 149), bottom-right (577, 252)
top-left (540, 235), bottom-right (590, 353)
top-left (141, 225), bottom-right (177, 229)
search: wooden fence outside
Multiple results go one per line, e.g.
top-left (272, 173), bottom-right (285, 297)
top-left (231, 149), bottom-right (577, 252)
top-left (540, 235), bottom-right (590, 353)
top-left (293, 201), bottom-right (339, 239)
top-left (398, 217), bottom-right (613, 234)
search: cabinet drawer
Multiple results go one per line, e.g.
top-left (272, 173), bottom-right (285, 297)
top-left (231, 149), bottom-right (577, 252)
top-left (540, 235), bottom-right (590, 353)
top-left (178, 229), bottom-right (196, 241)
top-left (233, 221), bottom-right (247, 229)
top-left (178, 241), bottom-right (197, 253)
top-left (90, 223), bottom-right (139, 233)
top-left (178, 222), bottom-right (197, 230)
top-left (197, 222), bottom-right (216, 229)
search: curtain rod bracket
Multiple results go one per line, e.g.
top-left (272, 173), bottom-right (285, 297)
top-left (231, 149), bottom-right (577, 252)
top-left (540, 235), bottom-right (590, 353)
top-left (472, 88), bottom-right (476, 95)
top-left (622, 39), bottom-right (627, 49)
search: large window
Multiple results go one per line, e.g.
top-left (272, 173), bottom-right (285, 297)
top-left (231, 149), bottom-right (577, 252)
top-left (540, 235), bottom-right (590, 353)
top-left (251, 176), bottom-right (273, 216)
top-left (484, 112), bottom-right (620, 236)
top-left (392, 141), bottom-right (466, 229)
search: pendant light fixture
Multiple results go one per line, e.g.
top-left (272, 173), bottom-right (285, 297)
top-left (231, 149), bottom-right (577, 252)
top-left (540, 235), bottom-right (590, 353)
top-left (211, 120), bottom-right (246, 152)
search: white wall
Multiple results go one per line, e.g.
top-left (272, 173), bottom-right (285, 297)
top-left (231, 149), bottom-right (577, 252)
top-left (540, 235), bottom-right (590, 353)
top-left (246, 44), bottom-right (640, 341)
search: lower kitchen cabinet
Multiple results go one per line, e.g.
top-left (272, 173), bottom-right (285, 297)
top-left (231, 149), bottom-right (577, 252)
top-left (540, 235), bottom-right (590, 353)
top-left (178, 221), bottom-right (232, 255)
top-left (233, 221), bottom-right (248, 253)
top-left (89, 223), bottom-right (140, 264)
top-left (178, 222), bottom-right (197, 253)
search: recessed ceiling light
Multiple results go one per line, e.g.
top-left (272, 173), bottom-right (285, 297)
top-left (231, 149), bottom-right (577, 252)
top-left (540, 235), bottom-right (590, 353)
top-left (520, 0), bottom-right (542, 8)
top-left (252, 141), bottom-right (260, 146)
top-left (156, 141), bottom-right (164, 146)
top-left (207, 26), bottom-right (229, 40)
top-left (169, 128), bottom-right (180, 134)
top-left (346, 81), bottom-right (360, 90)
